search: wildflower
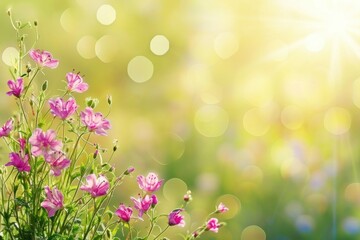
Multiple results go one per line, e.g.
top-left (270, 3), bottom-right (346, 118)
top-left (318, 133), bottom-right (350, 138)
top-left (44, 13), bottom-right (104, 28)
top-left (29, 128), bottom-right (63, 157)
top-left (29, 49), bottom-right (59, 69)
top-left (44, 151), bottom-right (70, 176)
top-left (115, 204), bottom-right (133, 223)
top-left (206, 218), bottom-right (220, 233)
top-left (168, 209), bottom-right (185, 227)
top-left (183, 190), bottom-right (192, 202)
top-left (41, 186), bottom-right (64, 217)
top-left (0, 119), bottom-right (13, 138)
top-left (6, 78), bottom-right (24, 98)
top-left (5, 152), bottom-right (30, 172)
top-left (80, 107), bottom-right (111, 136)
top-left (48, 97), bottom-right (77, 120)
top-left (137, 172), bottom-right (163, 193)
top-left (131, 194), bottom-right (153, 218)
top-left (151, 194), bottom-right (158, 208)
top-left (216, 202), bottom-right (229, 213)
top-left (80, 174), bottom-right (109, 197)
top-left (66, 72), bottom-right (88, 93)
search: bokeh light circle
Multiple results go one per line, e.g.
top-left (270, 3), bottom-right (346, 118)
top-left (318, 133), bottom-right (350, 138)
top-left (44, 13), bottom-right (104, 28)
top-left (241, 225), bottom-right (266, 240)
top-left (163, 178), bottom-right (187, 201)
top-left (214, 32), bottom-right (239, 59)
top-left (323, 107), bottom-right (351, 135)
top-left (127, 56), bottom-right (154, 83)
top-left (243, 108), bottom-right (271, 136)
top-left (150, 35), bottom-right (170, 55)
top-left (281, 105), bottom-right (304, 130)
top-left (2, 47), bottom-right (19, 66)
top-left (194, 105), bottom-right (229, 137)
top-left (343, 217), bottom-right (360, 235)
top-left (97, 4), bottom-right (116, 25)
top-left (295, 215), bottom-right (314, 233)
top-left (95, 35), bottom-right (119, 63)
top-left (77, 36), bottom-right (96, 59)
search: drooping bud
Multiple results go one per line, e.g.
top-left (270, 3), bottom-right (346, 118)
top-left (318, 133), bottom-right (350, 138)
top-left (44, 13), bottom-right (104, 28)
top-left (124, 166), bottom-right (135, 175)
top-left (42, 80), bottom-right (48, 91)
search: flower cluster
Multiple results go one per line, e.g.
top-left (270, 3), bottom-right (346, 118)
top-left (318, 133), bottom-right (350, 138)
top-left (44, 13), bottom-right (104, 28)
top-left (0, 13), bottom-right (228, 240)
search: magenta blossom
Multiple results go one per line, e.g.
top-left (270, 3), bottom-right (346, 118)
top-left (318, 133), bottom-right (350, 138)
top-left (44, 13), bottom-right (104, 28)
top-left (7, 78), bottom-right (24, 98)
top-left (29, 129), bottom-right (63, 157)
top-left (130, 194), bottom-right (153, 218)
top-left (137, 172), bottom-right (163, 193)
top-left (5, 152), bottom-right (30, 172)
top-left (115, 204), bottom-right (133, 223)
top-left (29, 49), bottom-right (59, 69)
top-left (0, 119), bottom-right (13, 138)
top-left (168, 209), bottom-right (185, 227)
top-left (66, 72), bottom-right (88, 93)
top-left (49, 97), bottom-right (78, 120)
top-left (216, 202), bottom-right (229, 213)
top-left (80, 174), bottom-right (109, 197)
top-left (41, 186), bottom-right (64, 217)
top-left (80, 107), bottom-right (111, 136)
top-left (206, 218), bottom-right (220, 233)
top-left (44, 151), bottom-right (70, 176)
top-left (151, 194), bottom-right (158, 208)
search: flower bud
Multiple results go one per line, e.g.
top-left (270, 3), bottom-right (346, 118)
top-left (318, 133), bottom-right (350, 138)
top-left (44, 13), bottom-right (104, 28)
top-left (34, 21), bottom-right (38, 26)
top-left (107, 95), bottom-right (112, 105)
top-left (124, 166), bottom-right (135, 175)
top-left (151, 194), bottom-right (158, 208)
top-left (183, 190), bottom-right (192, 202)
top-left (42, 80), bottom-right (48, 91)
top-left (7, 9), bottom-right (11, 16)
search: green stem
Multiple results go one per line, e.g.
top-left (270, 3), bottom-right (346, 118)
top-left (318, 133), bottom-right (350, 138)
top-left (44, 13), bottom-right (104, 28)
top-left (153, 225), bottom-right (169, 240)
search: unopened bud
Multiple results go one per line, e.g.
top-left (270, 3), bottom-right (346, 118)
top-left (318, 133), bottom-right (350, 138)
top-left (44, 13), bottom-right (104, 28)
top-left (7, 9), bottom-right (11, 16)
top-left (183, 190), bottom-right (192, 202)
top-left (124, 166), bottom-right (135, 175)
top-left (107, 95), bottom-right (112, 105)
top-left (93, 149), bottom-right (99, 159)
top-left (34, 21), bottom-right (38, 26)
top-left (42, 80), bottom-right (48, 91)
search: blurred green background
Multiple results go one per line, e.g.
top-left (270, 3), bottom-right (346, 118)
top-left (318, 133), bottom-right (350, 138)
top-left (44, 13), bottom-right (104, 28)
top-left (2, 0), bottom-right (360, 239)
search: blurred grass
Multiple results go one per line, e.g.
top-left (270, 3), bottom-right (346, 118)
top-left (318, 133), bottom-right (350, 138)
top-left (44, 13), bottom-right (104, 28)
top-left (2, 0), bottom-right (360, 239)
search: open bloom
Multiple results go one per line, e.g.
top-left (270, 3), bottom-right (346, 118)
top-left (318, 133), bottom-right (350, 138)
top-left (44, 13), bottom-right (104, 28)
top-left (216, 202), bottom-right (229, 213)
top-left (131, 194), bottom-right (153, 218)
top-left (41, 186), bottom-right (64, 217)
top-left (5, 152), bottom-right (30, 172)
top-left (29, 129), bottom-right (63, 157)
top-left (29, 49), bottom-right (59, 68)
top-left (80, 107), bottom-right (111, 136)
top-left (66, 72), bottom-right (88, 93)
top-left (206, 218), bottom-right (220, 233)
top-left (115, 204), bottom-right (133, 223)
top-left (80, 174), bottom-right (109, 197)
top-left (0, 119), bottom-right (13, 138)
top-left (49, 97), bottom-right (77, 120)
top-left (137, 172), bottom-right (163, 192)
top-left (45, 151), bottom-right (70, 176)
top-left (7, 78), bottom-right (24, 98)
top-left (168, 209), bottom-right (185, 227)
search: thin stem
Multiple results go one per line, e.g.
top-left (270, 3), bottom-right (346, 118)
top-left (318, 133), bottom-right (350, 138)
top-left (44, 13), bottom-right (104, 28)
top-left (153, 225), bottom-right (169, 240)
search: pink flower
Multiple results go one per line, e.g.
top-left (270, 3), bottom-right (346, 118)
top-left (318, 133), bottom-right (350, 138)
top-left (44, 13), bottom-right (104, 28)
top-left (115, 204), bottom-right (133, 223)
top-left (151, 194), bottom-right (158, 208)
top-left (0, 119), bottom-right (13, 138)
top-left (66, 72), bottom-right (88, 93)
top-left (5, 152), bottom-right (30, 172)
top-left (206, 218), bottom-right (220, 233)
top-left (49, 97), bottom-right (78, 120)
top-left (216, 202), bottom-right (229, 213)
top-left (41, 186), bottom-right (64, 217)
top-left (44, 151), bottom-right (71, 176)
top-left (168, 209), bottom-right (185, 227)
top-left (7, 78), bottom-right (24, 98)
top-left (80, 107), bottom-right (111, 136)
top-left (29, 129), bottom-right (63, 157)
top-left (137, 172), bottom-right (163, 193)
top-left (29, 49), bottom-right (59, 69)
top-left (130, 194), bottom-right (153, 218)
top-left (80, 174), bottom-right (110, 197)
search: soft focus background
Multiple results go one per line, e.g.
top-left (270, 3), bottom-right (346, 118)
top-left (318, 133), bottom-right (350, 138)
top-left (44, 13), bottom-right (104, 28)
top-left (2, 0), bottom-right (360, 239)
